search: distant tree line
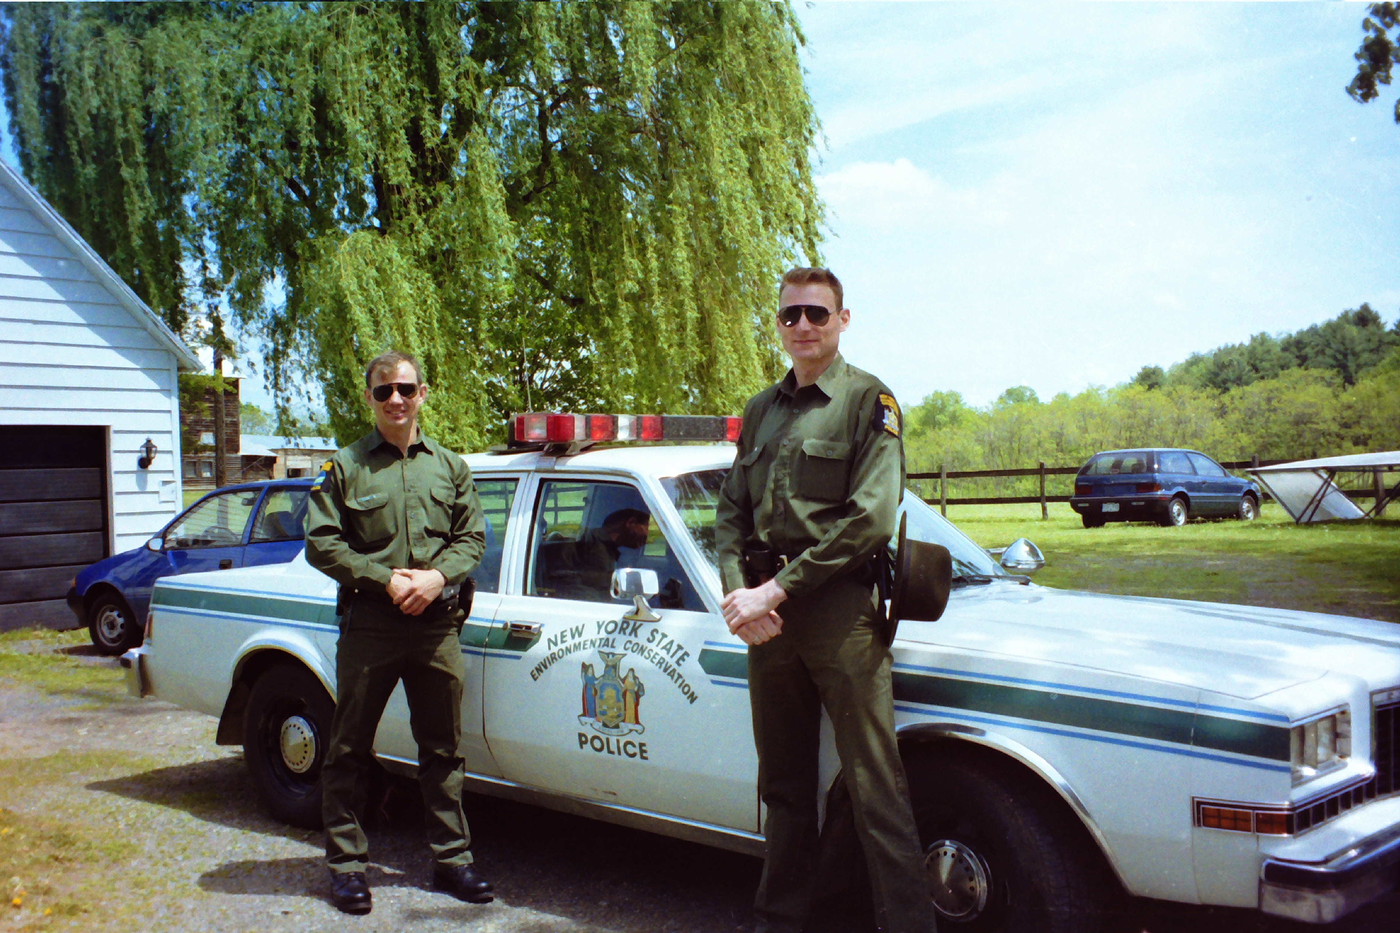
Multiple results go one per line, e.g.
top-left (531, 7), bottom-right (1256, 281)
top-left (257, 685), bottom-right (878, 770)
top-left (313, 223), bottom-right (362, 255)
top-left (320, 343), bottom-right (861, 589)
top-left (904, 307), bottom-right (1400, 499)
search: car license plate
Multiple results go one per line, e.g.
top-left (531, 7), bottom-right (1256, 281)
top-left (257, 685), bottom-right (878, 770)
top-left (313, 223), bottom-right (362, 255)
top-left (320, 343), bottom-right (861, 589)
top-left (1102, 503), bottom-right (1120, 513)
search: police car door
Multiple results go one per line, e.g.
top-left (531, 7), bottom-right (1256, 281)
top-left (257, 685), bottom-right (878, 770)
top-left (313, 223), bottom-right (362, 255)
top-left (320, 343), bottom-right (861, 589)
top-left (370, 475), bottom-right (519, 781)
top-left (482, 475), bottom-right (758, 833)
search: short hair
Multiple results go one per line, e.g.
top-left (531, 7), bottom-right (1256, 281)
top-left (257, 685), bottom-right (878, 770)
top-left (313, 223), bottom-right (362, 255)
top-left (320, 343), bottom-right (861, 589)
top-left (602, 508), bottom-right (650, 529)
top-left (364, 351), bottom-right (425, 388)
top-left (781, 267), bottom-right (843, 312)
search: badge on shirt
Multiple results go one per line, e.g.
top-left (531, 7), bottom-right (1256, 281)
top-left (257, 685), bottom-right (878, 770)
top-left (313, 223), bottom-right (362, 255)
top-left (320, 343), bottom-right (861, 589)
top-left (877, 393), bottom-right (901, 438)
top-left (311, 459), bottom-right (332, 492)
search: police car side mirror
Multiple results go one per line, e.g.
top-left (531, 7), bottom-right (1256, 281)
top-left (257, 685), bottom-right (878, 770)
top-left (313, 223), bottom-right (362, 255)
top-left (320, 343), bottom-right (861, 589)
top-left (997, 538), bottom-right (1045, 574)
top-left (613, 568), bottom-right (661, 623)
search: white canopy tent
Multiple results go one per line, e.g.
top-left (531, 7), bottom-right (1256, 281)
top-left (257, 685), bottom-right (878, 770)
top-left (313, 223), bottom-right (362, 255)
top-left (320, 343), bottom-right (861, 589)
top-left (1249, 451), bottom-right (1400, 523)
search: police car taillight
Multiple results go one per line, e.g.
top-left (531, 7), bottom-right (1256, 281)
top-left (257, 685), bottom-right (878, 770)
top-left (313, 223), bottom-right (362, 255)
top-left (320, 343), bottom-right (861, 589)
top-left (513, 412), bottom-right (741, 444)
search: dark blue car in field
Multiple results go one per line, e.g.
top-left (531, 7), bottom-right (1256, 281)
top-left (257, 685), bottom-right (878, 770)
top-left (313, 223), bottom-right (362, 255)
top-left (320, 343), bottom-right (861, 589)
top-left (1069, 448), bottom-right (1261, 529)
top-left (68, 478), bottom-right (313, 654)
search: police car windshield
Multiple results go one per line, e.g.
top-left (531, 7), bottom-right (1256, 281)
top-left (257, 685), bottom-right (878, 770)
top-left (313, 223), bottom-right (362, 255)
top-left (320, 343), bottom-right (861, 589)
top-left (897, 492), bottom-right (1007, 579)
top-left (661, 470), bottom-right (1005, 580)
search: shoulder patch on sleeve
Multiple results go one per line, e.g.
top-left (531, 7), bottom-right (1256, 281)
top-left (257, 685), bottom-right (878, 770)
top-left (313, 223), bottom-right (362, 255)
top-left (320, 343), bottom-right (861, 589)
top-left (311, 459), bottom-right (333, 491)
top-left (876, 393), bottom-right (901, 438)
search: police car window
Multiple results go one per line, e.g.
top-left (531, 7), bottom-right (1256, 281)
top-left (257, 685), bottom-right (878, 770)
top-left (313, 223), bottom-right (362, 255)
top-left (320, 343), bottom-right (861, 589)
top-left (529, 480), bottom-right (703, 611)
top-left (661, 469), bottom-right (726, 570)
top-left (250, 487), bottom-right (308, 543)
top-left (166, 489), bottom-right (256, 549)
top-left (472, 478), bottom-right (517, 594)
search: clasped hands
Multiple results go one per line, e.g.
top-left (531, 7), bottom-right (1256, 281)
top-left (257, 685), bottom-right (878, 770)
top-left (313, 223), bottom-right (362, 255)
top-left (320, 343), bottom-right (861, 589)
top-left (387, 567), bottom-right (446, 616)
top-left (721, 578), bottom-right (787, 645)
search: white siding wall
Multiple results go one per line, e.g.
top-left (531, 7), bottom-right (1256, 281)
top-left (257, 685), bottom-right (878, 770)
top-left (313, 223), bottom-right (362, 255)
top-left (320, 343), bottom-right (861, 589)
top-left (0, 182), bottom-right (185, 552)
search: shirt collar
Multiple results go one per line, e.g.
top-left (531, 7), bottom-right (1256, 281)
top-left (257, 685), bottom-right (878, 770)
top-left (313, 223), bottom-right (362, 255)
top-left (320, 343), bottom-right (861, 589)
top-left (370, 427), bottom-right (432, 457)
top-left (778, 352), bottom-right (847, 400)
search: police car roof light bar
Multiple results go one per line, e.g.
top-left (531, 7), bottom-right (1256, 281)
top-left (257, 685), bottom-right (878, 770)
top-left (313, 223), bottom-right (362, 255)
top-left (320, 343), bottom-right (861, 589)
top-left (511, 412), bottom-right (742, 445)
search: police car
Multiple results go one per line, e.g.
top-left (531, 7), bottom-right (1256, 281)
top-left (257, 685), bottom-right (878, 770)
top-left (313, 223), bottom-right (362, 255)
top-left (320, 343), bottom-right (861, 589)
top-left (122, 413), bottom-right (1400, 931)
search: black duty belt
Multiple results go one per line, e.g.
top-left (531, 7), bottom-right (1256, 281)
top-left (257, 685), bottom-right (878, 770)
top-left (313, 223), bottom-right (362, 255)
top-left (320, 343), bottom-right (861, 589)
top-left (341, 583), bottom-right (462, 613)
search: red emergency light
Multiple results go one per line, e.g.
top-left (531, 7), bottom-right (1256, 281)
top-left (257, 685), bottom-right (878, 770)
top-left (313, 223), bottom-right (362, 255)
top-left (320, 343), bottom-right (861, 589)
top-left (512, 412), bottom-right (742, 446)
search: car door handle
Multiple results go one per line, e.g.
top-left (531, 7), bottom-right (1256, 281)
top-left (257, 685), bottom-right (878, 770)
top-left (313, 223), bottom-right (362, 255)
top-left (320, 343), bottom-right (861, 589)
top-left (219, 559), bottom-right (233, 569)
top-left (507, 621), bottom-right (542, 636)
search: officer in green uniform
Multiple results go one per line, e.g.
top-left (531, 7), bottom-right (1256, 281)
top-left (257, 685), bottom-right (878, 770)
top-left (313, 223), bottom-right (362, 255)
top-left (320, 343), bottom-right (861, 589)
top-left (715, 269), bottom-right (935, 933)
top-left (553, 508), bottom-right (651, 600)
top-left (305, 350), bottom-right (492, 915)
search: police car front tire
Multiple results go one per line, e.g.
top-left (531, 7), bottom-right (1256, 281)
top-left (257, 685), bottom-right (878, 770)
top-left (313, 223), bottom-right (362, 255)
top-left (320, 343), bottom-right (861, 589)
top-left (909, 753), bottom-right (1116, 933)
top-left (243, 664), bottom-right (332, 829)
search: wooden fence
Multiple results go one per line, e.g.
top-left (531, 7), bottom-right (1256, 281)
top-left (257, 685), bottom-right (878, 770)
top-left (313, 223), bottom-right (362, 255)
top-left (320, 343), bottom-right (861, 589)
top-left (909, 457), bottom-right (1306, 518)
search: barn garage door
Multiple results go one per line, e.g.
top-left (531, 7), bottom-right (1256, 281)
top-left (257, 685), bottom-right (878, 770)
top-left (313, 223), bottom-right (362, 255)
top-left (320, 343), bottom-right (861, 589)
top-left (0, 426), bottom-right (108, 632)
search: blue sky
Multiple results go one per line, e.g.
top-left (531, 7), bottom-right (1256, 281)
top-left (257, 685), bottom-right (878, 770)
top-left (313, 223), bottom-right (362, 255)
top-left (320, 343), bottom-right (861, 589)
top-left (4, 3), bottom-right (1397, 415)
top-left (796, 1), bottom-right (1400, 408)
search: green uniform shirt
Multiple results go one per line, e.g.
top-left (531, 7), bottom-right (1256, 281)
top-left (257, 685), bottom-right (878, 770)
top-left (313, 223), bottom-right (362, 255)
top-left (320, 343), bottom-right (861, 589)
top-left (715, 353), bottom-right (904, 599)
top-left (305, 428), bottom-right (486, 594)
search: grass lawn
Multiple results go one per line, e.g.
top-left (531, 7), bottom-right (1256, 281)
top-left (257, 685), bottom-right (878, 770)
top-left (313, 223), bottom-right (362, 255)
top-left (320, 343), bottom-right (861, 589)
top-left (948, 502), bottom-right (1400, 623)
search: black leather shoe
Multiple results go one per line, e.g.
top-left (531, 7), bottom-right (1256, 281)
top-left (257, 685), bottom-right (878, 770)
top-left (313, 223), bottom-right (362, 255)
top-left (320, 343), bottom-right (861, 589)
top-left (329, 870), bottom-right (372, 914)
top-left (431, 863), bottom-right (494, 903)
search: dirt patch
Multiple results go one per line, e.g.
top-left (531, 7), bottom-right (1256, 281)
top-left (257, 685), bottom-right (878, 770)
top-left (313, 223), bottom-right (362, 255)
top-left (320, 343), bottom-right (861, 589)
top-left (5, 633), bottom-right (1399, 933)
top-left (0, 637), bottom-right (761, 933)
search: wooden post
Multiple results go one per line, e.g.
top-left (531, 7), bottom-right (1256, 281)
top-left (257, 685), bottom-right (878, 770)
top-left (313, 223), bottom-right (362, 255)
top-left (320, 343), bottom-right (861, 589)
top-left (940, 464), bottom-right (948, 517)
top-left (213, 348), bottom-right (228, 488)
top-left (1376, 469), bottom-right (1387, 517)
top-left (1040, 461), bottom-right (1048, 520)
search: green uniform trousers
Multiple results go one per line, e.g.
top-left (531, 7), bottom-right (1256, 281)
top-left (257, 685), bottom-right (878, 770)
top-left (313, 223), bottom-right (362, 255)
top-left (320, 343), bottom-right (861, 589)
top-left (322, 601), bottom-right (473, 874)
top-left (749, 577), bottom-right (934, 933)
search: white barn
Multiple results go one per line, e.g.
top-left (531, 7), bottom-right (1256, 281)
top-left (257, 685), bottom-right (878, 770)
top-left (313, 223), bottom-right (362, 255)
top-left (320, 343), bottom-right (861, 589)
top-left (0, 159), bottom-right (200, 632)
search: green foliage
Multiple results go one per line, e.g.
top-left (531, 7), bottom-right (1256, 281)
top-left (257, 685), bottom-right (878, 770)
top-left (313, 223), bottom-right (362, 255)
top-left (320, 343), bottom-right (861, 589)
top-left (1349, 2), bottom-right (1400, 123)
top-left (240, 403), bottom-right (272, 435)
top-left (1, 1), bottom-right (823, 449)
top-left (1162, 308), bottom-right (1398, 392)
top-left (905, 310), bottom-right (1400, 491)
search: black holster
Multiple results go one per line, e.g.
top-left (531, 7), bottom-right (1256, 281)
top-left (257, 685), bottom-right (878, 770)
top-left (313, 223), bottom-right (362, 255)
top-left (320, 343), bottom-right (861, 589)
top-left (742, 540), bottom-right (778, 587)
top-left (873, 548), bottom-right (897, 645)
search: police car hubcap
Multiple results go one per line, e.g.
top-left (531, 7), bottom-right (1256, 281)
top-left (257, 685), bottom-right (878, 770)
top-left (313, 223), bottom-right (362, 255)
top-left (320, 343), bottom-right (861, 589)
top-left (279, 716), bottom-right (317, 774)
top-left (926, 838), bottom-right (990, 920)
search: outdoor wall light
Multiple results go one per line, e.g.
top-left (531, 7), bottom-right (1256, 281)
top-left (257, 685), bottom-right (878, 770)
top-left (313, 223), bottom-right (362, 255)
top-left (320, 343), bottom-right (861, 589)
top-left (138, 437), bottom-right (158, 470)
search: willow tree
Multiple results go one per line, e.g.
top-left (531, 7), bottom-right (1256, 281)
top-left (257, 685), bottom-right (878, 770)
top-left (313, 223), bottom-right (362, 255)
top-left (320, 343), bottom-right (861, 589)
top-left (1, 1), bottom-right (824, 448)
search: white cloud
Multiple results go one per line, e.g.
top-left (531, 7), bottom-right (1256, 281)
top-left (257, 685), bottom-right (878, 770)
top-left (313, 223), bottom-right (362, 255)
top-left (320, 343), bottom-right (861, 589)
top-left (798, 3), bottom-right (1400, 408)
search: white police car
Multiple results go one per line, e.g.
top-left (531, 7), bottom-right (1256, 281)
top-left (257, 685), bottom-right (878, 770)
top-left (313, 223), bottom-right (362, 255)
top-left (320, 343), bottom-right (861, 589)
top-left (123, 413), bottom-right (1400, 931)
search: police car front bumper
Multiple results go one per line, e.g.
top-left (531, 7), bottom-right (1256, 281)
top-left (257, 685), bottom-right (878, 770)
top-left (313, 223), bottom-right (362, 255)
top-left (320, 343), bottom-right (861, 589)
top-left (1259, 822), bottom-right (1400, 923)
top-left (119, 647), bottom-right (151, 698)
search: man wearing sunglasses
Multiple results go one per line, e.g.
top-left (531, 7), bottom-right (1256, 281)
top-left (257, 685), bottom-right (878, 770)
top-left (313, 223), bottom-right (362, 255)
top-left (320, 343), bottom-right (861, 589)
top-left (715, 269), bottom-right (934, 932)
top-left (306, 350), bottom-right (492, 915)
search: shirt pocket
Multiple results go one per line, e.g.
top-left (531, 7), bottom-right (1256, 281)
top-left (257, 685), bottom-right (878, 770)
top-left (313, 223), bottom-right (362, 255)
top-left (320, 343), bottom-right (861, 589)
top-left (425, 483), bottom-right (458, 540)
top-left (797, 438), bottom-right (852, 502)
top-left (344, 491), bottom-right (395, 547)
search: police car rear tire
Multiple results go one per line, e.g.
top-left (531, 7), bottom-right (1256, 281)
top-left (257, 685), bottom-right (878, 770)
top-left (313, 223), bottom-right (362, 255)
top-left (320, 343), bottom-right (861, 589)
top-left (909, 755), bottom-right (1115, 933)
top-left (243, 664), bottom-right (332, 829)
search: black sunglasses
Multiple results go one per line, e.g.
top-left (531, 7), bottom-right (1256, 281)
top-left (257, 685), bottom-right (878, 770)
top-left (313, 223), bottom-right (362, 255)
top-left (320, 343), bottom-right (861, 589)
top-left (370, 382), bottom-right (420, 402)
top-left (777, 304), bottom-right (834, 327)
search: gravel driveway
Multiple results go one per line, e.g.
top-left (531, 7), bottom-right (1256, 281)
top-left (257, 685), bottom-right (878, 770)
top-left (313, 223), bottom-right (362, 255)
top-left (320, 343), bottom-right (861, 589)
top-left (3, 634), bottom-right (1397, 933)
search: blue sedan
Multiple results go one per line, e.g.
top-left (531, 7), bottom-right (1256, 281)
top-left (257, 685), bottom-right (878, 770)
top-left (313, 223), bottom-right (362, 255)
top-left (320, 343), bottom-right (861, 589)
top-left (68, 478), bottom-right (312, 653)
top-left (1069, 448), bottom-right (1261, 529)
